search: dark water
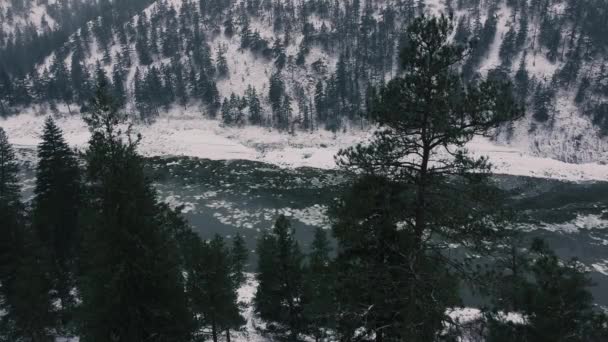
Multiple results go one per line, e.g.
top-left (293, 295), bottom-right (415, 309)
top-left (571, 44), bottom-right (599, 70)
top-left (16, 150), bottom-right (608, 306)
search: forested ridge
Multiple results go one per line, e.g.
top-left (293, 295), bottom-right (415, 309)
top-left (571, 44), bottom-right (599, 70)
top-left (1, 0), bottom-right (608, 148)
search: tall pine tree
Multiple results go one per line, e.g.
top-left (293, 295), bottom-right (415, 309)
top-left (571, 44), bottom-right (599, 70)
top-left (32, 117), bottom-right (82, 330)
top-left (0, 127), bottom-right (55, 342)
top-left (79, 81), bottom-right (192, 342)
top-left (254, 215), bottom-right (306, 341)
top-left (334, 15), bottom-right (522, 341)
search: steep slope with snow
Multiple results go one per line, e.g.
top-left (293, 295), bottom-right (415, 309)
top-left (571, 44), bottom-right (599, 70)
top-left (0, 0), bottom-right (57, 37)
top-left (1, 0), bottom-right (608, 169)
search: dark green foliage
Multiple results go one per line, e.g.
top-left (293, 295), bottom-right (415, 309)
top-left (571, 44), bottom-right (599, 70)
top-left (230, 232), bottom-right (249, 287)
top-left (269, 72), bottom-right (289, 130)
top-left (4, 225), bottom-right (56, 342)
top-left (254, 215), bottom-right (306, 341)
top-left (303, 228), bottom-right (334, 341)
top-left (463, 13), bottom-right (498, 79)
top-left (216, 45), bottom-right (229, 78)
top-left (0, 127), bottom-right (55, 342)
top-left (332, 176), bottom-right (459, 341)
top-left (32, 117), bottom-right (82, 331)
top-left (556, 44), bottom-right (582, 86)
top-left (539, 15), bottom-right (562, 62)
top-left (245, 85), bottom-right (263, 125)
top-left (499, 24), bottom-right (518, 67)
top-left (334, 15), bottom-right (521, 341)
top-left (514, 56), bottom-right (531, 105)
top-left (185, 235), bottom-right (243, 342)
top-left (78, 82), bottom-right (192, 342)
top-left (487, 239), bottom-right (608, 342)
top-left (532, 82), bottom-right (555, 123)
top-left (0, 128), bottom-right (20, 209)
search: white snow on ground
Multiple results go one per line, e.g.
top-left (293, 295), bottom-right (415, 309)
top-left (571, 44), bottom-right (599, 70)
top-left (230, 275), bottom-right (267, 342)
top-left (524, 213), bottom-right (608, 234)
top-left (448, 308), bottom-right (524, 325)
top-left (592, 261), bottom-right (608, 277)
top-left (3, 110), bottom-right (608, 182)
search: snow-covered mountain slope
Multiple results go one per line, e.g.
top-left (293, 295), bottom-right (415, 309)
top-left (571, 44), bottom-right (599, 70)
top-left (2, 0), bottom-right (608, 169)
top-left (4, 109), bottom-right (608, 183)
top-left (0, 0), bottom-right (57, 37)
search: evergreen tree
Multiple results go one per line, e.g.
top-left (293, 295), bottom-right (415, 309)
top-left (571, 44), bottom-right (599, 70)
top-left (5, 225), bottom-right (56, 342)
top-left (0, 128), bottom-right (55, 342)
top-left (514, 56), bottom-right (530, 105)
top-left (255, 215), bottom-right (306, 341)
top-left (269, 72), bottom-right (284, 112)
top-left (49, 56), bottom-right (73, 111)
top-left (334, 15), bottom-right (522, 341)
top-left (183, 233), bottom-right (243, 342)
top-left (487, 239), bottom-right (608, 342)
top-left (32, 117), bottom-right (82, 332)
top-left (79, 81), bottom-right (192, 342)
top-left (303, 227), bottom-right (334, 342)
top-left (245, 85), bottom-right (262, 125)
top-left (216, 45), bottom-right (229, 78)
top-left (314, 80), bottom-right (326, 122)
top-left (278, 95), bottom-right (292, 131)
top-left (0, 127), bottom-right (25, 337)
top-left (0, 127), bottom-right (20, 219)
top-left (532, 82), bottom-right (555, 123)
top-left (273, 38), bottom-right (287, 70)
top-left (70, 48), bottom-right (88, 105)
top-left (499, 24), bottom-right (518, 67)
top-left (230, 232), bottom-right (249, 287)
top-left (523, 240), bottom-right (608, 341)
top-left (111, 66), bottom-right (126, 108)
top-left (221, 97), bottom-right (232, 125)
top-left (204, 236), bottom-right (244, 342)
top-left (229, 93), bottom-right (245, 125)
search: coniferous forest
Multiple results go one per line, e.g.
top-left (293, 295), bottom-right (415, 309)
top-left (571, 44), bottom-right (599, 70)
top-left (2, 12), bottom-right (608, 341)
top-left (1, 0), bottom-right (608, 142)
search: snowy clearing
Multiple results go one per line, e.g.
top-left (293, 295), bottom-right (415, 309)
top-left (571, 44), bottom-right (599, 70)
top-left (2, 110), bottom-right (608, 183)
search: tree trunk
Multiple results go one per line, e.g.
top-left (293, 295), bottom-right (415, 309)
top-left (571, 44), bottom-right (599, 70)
top-left (225, 328), bottom-right (231, 342)
top-left (376, 329), bottom-right (383, 342)
top-left (212, 320), bottom-right (218, 342)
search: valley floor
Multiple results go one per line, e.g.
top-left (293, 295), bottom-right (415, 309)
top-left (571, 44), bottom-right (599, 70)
top-left (3, 110), bottom-right (608, 182)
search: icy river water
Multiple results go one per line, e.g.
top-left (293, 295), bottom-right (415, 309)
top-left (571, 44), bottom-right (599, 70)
top-left (16, 152), bottom-right (608, 307)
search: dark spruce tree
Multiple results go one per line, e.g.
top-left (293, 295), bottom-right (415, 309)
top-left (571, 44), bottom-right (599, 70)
top-left (254, 215), bottom-right (306, 341)
top-left (230, 232), bottom-right (249, 287)
top-left (245, 85), bottom-right (263, 126)
top-left (78, 81), bottom-right (192, 342)
top-left (183, 233), bottom-right (243, 342)
top-left (0, 128), bottom-right (55, 342)
top-left (334, 15), bottom-right (522, 341)
top-left (32, 117), bottom-right (82, 331)
top-left (303, 227), bottom-right (335, 342)
top-left (204, 235), bottom-right (244, 342)
top-left (486, 239), bottom-right (608, 342)
top-left (0, 129), bottom-right (21, 285)
top-left (331, 175), bottom-right (459, 342)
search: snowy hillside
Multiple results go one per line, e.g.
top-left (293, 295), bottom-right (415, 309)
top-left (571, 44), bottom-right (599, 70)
top-left (1, 0), bottom-right (608, 168)
top-left (0, 0), bottom-right (57, 36)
